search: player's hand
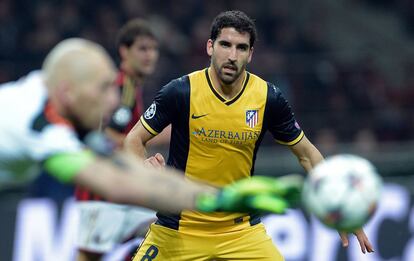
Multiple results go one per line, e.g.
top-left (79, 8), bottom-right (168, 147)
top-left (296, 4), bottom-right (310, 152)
top-left (144, 153), bottom-right (166, 169)
top-left (339, 228), bottom-right (374, 254)
top-left (196, 174), bottom-right (303, 214)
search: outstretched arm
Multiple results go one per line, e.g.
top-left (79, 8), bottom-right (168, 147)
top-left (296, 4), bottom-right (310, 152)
top-left (75, 154), bottom-right (304, 214)
top-left (73, 151), bottom-right (218, 213)
top-left (45, 146), bottom-right (299, 215)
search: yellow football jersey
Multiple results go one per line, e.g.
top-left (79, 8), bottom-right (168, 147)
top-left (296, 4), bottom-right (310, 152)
top-left (140, 68), bottom-right (303, 232)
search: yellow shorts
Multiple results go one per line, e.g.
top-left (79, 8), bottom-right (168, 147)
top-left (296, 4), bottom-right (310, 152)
top-left (132, 223), bottom-right (284, 261)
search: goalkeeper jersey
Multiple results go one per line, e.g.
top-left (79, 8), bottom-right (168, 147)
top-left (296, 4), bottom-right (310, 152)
top-left (0, 71), bottom-right (84, 189)
top-left (140, 68), bottom-right (304, 232)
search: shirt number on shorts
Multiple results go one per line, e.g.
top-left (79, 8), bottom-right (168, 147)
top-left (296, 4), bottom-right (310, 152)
top-left (141, 245), bottom-right (159, 261)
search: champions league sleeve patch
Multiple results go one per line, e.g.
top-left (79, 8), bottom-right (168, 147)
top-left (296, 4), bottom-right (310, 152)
top-left (144, 102), bottom-right (157, 120)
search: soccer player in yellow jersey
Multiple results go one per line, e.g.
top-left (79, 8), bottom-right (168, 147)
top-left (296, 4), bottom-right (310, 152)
top-left (125, 10), bottom-right (374, 260)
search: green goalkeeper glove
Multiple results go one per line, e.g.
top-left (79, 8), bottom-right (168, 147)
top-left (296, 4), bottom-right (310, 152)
top-left (196, 174), bottom-right (304, 214)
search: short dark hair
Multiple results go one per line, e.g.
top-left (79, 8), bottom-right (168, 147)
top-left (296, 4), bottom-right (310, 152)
top-left (210, 10), bottom-right (257, 47)
top-left (116, 19), bottom-right (157, 49)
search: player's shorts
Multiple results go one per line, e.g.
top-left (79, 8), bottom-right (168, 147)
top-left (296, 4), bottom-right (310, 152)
top-left (132, 222), bottom-right (284, 261)
top-left (76, 201), bottom-right (156, 253)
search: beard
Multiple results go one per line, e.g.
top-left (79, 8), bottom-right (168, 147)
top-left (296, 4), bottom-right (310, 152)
top-left (213, 60), bottom-right (245, 85)
top-left (132, 61), bottom-right (156, 78)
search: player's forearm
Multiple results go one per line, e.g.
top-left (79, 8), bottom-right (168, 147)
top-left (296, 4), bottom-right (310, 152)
top-left (74, 153), bottom-right (218, 213)
top-left (118, 167), bottom-right (218, 213)
top-left (124, 129), bottom-right (147, 159)
top-left (118, 153), bottom-right (219, 212)
top-left (299, 147), bottom-right (324, 173)
top-left (290, 135), bottom-right (324, 173)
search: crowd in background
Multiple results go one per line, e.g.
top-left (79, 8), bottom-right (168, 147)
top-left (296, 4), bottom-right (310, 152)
top-left (361, 0), bottom-right (414, 35)
top-left (1, 0), bottom-right (413, 148)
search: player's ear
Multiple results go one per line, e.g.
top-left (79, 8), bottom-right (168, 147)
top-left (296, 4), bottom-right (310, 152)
top-left (247, 47), bottom-right (253, 63)
top-left (57, 81), bottom-right (75, 106)
top-left (206, 39), bottom-right (214, 57)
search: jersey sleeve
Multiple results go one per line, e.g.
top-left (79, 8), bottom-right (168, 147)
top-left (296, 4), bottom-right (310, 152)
top-left (265, 83), bottom-right (304, 145)
top-left (140, 77), bottom-right (185, 135)
top-left (24, 124), bottom-right (93, 183)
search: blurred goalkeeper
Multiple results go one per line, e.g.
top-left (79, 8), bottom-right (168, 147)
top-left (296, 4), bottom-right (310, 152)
top-left (0, 38), bottom-right (300, 246)
top-left (75, 19), bottom-right (162, 261)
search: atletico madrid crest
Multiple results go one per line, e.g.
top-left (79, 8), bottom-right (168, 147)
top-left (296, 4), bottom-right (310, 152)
top-left (246, 110), bottom-right (259, 128)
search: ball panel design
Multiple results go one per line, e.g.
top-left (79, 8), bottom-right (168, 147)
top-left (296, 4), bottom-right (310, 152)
top-left (302, 154), bottom-right (382, 231)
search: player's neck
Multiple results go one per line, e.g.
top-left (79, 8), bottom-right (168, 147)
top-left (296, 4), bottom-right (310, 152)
top-left (120, 63), bottom-right (145, 86)
top-left (47, 93), bottom-right (73, 127)
top-left (208, 67), bottom-right (246, 100)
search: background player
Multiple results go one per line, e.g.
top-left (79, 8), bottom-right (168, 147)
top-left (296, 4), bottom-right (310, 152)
top-left (125, 10), bottom-right (373, 260)
top-left (106, 18), bottom-right (169, 147)
top-left (75, 19), bottom-right (166, 261)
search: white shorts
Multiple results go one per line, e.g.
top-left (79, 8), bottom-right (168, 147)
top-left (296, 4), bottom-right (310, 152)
top-left (76, 201), bottom-right (156, 253)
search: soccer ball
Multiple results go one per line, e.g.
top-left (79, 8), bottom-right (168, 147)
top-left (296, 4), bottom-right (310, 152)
top-left (302, 154), bottom-right (383, 231)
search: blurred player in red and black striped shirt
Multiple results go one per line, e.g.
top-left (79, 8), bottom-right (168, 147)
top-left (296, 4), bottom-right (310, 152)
top-left (75, 19), bottom-right (165, 261)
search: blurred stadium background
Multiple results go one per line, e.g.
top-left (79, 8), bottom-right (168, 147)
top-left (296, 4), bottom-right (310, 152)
top-left (1, 0), bottom-right (414, 260)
